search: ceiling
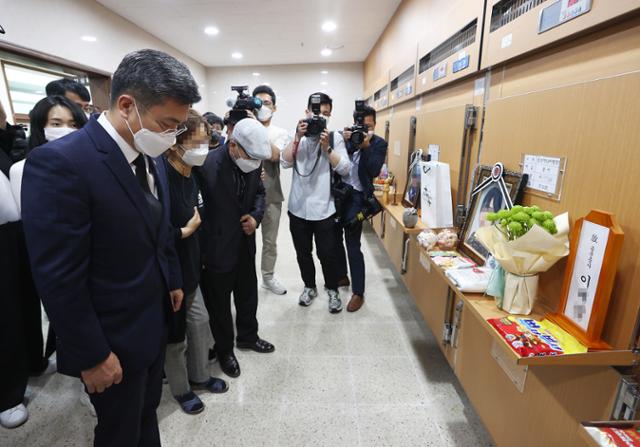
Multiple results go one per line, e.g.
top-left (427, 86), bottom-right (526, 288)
top-left (96, 0), bottom-right (402, 67)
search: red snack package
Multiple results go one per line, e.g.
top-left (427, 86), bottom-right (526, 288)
top-left (601, 427), bottom-right (640, 446)
top-left (488, 317), bottom-right (558, 357)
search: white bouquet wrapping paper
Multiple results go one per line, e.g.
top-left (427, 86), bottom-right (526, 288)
top-left (475, 213), bottom-right (570, 314)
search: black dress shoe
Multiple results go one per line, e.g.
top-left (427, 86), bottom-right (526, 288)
top-left (237, 338), bottom-right (275, 353)
top-left (219, 353), bottom-right (241, 378)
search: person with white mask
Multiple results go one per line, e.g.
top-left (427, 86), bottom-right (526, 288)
top-left (162, 109), bottom-right (228, 414)
top-left (251, 85), bottom-right (291, 295)
top-left (1, 95), bottom-right (86, 429)
top-left (198, 117), bottom-right (275, 379)
top-left (21, 49), bottom-right (196, 446)
top-left (281, 92), bottom-right (351, 313)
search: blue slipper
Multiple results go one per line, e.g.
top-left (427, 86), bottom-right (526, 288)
top-left (191, 377), bottom-right (229, 394)
top-left (175, 391), bottom-right (204, 415)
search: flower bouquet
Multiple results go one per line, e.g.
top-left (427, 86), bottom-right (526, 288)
top-left (475, 206), bottom-right (570, 315)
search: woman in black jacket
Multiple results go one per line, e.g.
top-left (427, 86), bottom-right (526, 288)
top-left (163, 109), bottom-right (227, 415)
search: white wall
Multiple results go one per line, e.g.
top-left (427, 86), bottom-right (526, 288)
top-left (206, 62), bottom-right (364, 134)
top-left (0, 0), bottom-right (208, 111)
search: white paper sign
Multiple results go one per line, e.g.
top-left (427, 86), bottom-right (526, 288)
top-left (428, 144), bottom-right (440, 162)
top-left (501, 33), bottom-right (513, 49)
top-left (522, 155), bottom-right (562, 194)
top-left (419, 252), bottom-right (431, 273)
top-left (390, 217), bottom-right (397, 230)
top-left (564, 221), bottom-right (610, 331)
top-left (416, 97), bottom-right (422, 111)
top-left (394, 141), bottom-right (401, 156)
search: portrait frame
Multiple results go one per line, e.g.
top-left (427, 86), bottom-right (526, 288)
top-left (459, 163), bottom-right (528, 264)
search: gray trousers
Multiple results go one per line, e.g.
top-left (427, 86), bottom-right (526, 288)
top-left (261, 201), bottom-right (282, 280)
top-left (164, 288), bottom-right (211, 397)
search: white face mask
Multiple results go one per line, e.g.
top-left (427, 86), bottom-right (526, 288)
top-left (44, 126), bottom-right (76, 142)
top-left (257, 106), bottom-right (273, 123)
top-left (181, 144), bottom-right (209, 167)
top-left (234, 156), bottom-right (261, 173)
top-left (367, 130), bottom-right (374, 138)
top-left (125, 102), bottom-right (179, 158)
top-left (85, 112), bottom-right (91, 120)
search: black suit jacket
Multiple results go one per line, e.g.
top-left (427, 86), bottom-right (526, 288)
top-left (21, 117), bottom-right (181, 377)
top-left (346, 134), bottom-right (388, 196)
top-left (199, 145), bottom-right (265, 273)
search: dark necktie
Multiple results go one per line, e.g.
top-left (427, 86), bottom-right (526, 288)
top-left (133, 154), bottom-right (151, 195)
top-left (233, 167), bottom-right (246, 201)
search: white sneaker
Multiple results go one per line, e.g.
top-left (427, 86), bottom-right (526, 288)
top-left (0, 403), bottom-right (28, 428)
top-left (328, 289), bottom-right (343, 314)
top-left (298, 287), bottom-right (318, 306)
top-left (262, 277), bottom-right (287, 295)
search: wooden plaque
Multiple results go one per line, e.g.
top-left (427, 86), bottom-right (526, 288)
top-left (547, 210), bottom-right (624, 351)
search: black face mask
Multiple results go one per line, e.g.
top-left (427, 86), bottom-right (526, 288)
top-left (210, 132), bottom-right (225, 149)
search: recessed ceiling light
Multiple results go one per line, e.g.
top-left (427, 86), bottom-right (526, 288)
top-left (322, 21), bottom-right (337, 32)
top-left (321, 81), bottom-right (328, 86)
top-left (321, 48), bottom-right (333, 57)
top-left (264, 82), bottom-right (270, 86)
top-left (321, 70), bottom-right (329, 75)
top-left (81, 35), bottom-right (97, 42)
top-left (252, 72), bottom-right (261, 76)
top-left (231, 52), bottom-right (243, 59)
top-left (204, 26), bottom-right (219, 36)
top-left (35, 90), bottom-right (43, 94)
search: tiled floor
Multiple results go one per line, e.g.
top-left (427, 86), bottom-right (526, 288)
top-left (2, 174), bottom-right (494, 447)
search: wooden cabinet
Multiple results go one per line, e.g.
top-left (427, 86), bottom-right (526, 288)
top-left (481, 0), bottom-right (640, 69)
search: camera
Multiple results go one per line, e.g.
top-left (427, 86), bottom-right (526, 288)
top-left (343, 195), bottom-right (383, 232)
top-left (303, 94), bottom-right (326, 137)
top-left (349, 100), bottom-right (368, 149)
top-left (227, 85), bottom-right (262, 123)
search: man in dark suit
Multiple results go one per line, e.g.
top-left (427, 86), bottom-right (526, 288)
top-left (337, 105), bottom-right (388, 312)
top-left (21, 49), bottom-right (201, 447)
top-left (199, 117), bottom-right (275, 379)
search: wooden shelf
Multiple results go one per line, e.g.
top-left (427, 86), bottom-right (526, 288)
top-left (376, 197), bottom-right (425, 235)
top-left (423, 248), bottom-right (638, 367)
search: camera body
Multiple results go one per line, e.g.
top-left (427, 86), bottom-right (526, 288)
top-left (228, 85), bottom-right (262, 123)
top-left (303, 94), bottom-right (326, 137)
top-left (343, 195), bottom-right (383, 232)
top-left (349, 100), bottom-right (368, 149)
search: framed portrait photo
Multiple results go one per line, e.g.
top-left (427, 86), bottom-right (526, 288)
top-left (402, 149), bottom-right (427, 208)
top-left (459, 163), bottom-right (528, 264)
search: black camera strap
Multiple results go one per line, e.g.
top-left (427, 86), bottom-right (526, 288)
top-left (293, 137), bottom-right (322, 178)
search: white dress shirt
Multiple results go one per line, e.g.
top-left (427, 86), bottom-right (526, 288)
top-left (343, 149), bottom-right (363, 192)
top-left (281, 131), bottom-right (351, 221)
top-left (98, 112), bottom-right (157, 198)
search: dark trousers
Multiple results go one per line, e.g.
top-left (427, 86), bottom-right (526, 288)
top-left (336, 192), bottom-right (366, 296)
top-left (0, 222), bottom-right (46, 412)
top-left (203, 248), bottom-right (259, 356)
top-left (88, 345), bottom-right (165, 447)
top-left (288, 212), bottom-right (339, 291)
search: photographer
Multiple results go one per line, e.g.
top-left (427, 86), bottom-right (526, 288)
top-left (281, 92), bottom-right (351, 313)
top-left (335, 104), bottom-right (388, 312)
